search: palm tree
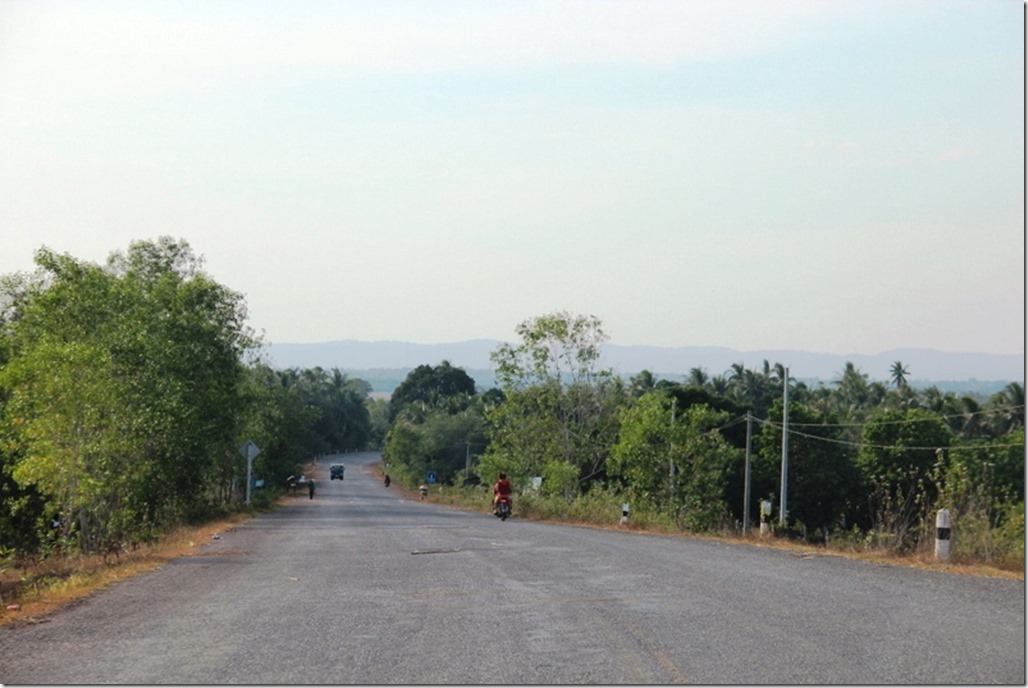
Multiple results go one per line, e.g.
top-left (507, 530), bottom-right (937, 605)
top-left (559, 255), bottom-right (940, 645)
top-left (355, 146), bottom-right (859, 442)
top-left (709, 374), bottom-right (730, 396)
top-left (987, 382), bottom-right (1025, 434)
top-left (726, 362), bottom-right (746, 383)
top-left (629, 369), bottom-right (656, 397)
top-left (834, 362), bottom-right (871, 408)
top-left (920, 385), bottom-right (948, 414)
top-left (886, 382), bottom-right (918, 410)
top-left (889, 361), bottom-right (910, 389)
top-left (687, 366), bottom-right (709, 388)
top-left (953, 395), bottom-right (986, 439)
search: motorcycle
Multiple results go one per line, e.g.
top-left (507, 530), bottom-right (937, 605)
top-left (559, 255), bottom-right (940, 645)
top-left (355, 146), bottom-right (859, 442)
top-left (495, 495), bottom-right (512, 521)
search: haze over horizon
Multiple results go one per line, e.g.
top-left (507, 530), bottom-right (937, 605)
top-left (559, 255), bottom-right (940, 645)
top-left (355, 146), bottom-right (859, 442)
top-left (2, 1), bottom-right (1023, 357)
top-left (266, 335), bottom-right (1021, 358)
top-left (264, 338), bottom-right (1025, 390)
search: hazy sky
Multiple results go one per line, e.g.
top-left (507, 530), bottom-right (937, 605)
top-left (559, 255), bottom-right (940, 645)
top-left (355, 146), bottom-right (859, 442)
top-left (1, 1), bottom-right (1023, 355)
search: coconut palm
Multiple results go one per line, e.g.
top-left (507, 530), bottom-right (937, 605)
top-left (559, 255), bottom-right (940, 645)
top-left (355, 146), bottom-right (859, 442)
top-left (709, 374), bottom-right (730, 396)
top-left (987, 381), bottom-right (1025, 434)
top-left (889, 361), bottom-right (910, 389)
top-left (687, 366), bottom-right (709, 388)
top-left (834, 362), bottom-right (872, 408)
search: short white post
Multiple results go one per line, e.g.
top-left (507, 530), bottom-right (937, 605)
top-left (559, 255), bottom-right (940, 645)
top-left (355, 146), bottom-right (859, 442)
top-left (620, 503), bottom-right (630, 526)
top-left (935, 509), bottom-right (951, 561)
top-left (759, 500), bottom-right (772, 536)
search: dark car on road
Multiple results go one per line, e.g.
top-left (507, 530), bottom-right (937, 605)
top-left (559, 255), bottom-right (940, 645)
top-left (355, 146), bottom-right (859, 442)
top-left (330, 464), bottom-right (345, 480)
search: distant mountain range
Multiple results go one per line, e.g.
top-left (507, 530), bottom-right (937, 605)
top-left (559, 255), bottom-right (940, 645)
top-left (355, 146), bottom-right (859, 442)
top-left (263, 339), bottom-right (1024, 395)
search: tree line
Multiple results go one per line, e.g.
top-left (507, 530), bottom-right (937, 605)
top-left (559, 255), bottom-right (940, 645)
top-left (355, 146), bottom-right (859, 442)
top-left (0, 238), bottom-right (379, 558)
top-left (1, 245), bottom-right (1020, 570)
top-left (383, 311), bottom-right (1024, 566)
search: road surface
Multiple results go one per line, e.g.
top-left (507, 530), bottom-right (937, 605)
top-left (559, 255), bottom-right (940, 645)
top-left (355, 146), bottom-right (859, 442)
top-left (0, 451), bottom-right (1023, 684)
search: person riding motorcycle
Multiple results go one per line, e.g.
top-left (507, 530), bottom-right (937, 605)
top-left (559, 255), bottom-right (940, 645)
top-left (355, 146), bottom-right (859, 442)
top-left (492, 473), bottom-right (513, 515)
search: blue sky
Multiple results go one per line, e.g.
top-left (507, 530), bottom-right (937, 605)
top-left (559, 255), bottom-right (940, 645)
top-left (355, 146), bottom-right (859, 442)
top-left (0, 1), bottom-right (1023, 356)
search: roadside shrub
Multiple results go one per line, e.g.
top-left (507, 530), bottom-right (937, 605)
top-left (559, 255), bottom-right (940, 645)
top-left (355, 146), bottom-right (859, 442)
top-left (919, 458), bottom-right (1024, 569)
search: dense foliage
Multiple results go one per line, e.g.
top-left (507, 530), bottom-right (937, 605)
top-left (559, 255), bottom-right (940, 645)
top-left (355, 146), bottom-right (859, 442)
top-left (383, 361), bottom-right (486, 486)
top-left (382, 312), bottom-right (1024, 566)
top-left (1, 252), bottom-right (1020, 572)
top-left (0, 239), bottom-right (375, 558)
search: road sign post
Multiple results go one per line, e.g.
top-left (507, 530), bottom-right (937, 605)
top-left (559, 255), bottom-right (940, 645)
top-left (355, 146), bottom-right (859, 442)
top-left (240, 440), bottom-right (261, 505)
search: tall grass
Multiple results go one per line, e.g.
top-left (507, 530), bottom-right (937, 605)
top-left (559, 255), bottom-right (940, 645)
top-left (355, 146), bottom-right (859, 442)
top-left (424, 472), bottom-right (1023, 574)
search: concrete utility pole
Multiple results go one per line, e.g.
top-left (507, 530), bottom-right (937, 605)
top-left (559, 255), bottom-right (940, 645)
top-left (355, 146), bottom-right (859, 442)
top-left (779, 367), bottom-right (789, 526)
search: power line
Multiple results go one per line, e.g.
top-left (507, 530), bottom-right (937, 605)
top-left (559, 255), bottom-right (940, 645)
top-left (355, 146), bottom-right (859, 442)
top-left (755, 417), bottom-right (1025, 452)
top-left (782, 404), bottom-right (1025, 429)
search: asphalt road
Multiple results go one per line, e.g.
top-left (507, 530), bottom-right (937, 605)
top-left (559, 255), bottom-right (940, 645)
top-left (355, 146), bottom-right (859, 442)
top-left (1, 451), bottom-right (1023, 685)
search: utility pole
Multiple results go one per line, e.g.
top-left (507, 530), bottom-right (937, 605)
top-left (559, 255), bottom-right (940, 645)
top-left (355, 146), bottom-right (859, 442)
top-left (779, 367), bottom-right (790, 526)
top-left (743, 412), bottom-right (752, 535)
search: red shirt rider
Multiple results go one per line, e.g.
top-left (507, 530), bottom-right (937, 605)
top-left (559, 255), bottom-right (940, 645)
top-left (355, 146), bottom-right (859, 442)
top-left (492, 473), bottom-right (512, 508)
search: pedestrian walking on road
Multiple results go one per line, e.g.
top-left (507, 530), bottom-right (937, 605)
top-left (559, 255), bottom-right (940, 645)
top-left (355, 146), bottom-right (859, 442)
top-left (308, 478), bottom-right (315, 500)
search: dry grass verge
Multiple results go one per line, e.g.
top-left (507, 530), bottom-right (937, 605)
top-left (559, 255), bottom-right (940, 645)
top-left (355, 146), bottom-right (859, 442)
top-left (0, 512), bottom-right (257, 628)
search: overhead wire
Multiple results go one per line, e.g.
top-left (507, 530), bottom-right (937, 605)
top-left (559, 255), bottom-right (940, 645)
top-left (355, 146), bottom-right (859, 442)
top-left (753, 416), bottom-right (1024, 453)
top-left (782, 404), bottom-right (1025, 429)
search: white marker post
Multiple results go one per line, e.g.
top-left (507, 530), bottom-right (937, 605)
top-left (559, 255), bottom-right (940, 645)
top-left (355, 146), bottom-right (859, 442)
top-left (760, 500), bottom-right (773, 537)
top-left (935, 508), bottom-right (951, 562)
top-left (620, 503), bottom-right (630, 526)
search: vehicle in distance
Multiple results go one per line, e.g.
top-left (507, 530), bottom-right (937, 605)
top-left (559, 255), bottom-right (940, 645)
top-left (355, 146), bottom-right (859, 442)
top-left (330, 464), bottom-right (345, 480)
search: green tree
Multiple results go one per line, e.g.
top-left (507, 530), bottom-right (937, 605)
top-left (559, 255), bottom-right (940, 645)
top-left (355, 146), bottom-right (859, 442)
top-left (608, 390), bottom-right (679, 504)
top-left (629, 369), bottom-right (657, 398)
top-left (107, 238), bottom-right (256, 521)
top-left (389, 361), bottom-right (476, 422)
top-left (384, 402), bottom-right (487, 485)
top-left (686, 367), bottom-right (709, 388)
top-left (856, 408), bottom-right (953, 548)
top-left (383, 362), bottom-right (485, 485)
top-left (671, 404), bottom-right (739, 531)
top-left (482, 312), bottom-right (623, 496)
top-left (238, 363), bottom-right (320, 487)
top-left (610, 393), bottom-right (737, 531)
top-left (857, 408), bottom-right (952, 489)
top-left (365, 396), bottom-right (391, 449)
top-left (491, 311), bottom-right (610, 390)
top-left (0, 238), bottom-right (257, 553)
top-left (946, 429), bottom-right (1025, 503)
top-left (986, 382), bottom-right (1024, 435)
top-left (723, 360), bottom-right (787, 419)
top-left (752, 401), bottom-right (862, 535)
top-left (276, 367), bottom-right (372, 455)
top-left (834, 362), bottom-right (874, 409)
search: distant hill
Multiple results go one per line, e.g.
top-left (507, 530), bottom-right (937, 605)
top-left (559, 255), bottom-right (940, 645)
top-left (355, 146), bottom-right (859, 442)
top-left (263, 339), bottom-right (1023, 395)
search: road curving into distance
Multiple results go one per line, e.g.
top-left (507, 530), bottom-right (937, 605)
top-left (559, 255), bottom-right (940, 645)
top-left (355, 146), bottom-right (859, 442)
top-left (0, 451), bottom-right (1023, 684)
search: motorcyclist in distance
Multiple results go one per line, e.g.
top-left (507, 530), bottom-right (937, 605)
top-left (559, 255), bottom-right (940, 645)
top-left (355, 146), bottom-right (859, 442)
top-left (492, 473), bottom-right (513, 515)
